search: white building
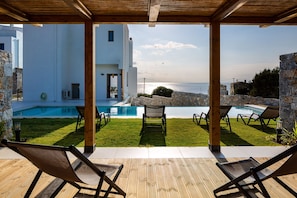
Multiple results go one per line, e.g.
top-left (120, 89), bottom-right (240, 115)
top-left (23, 24), bottom-right (137, 103)
top-left (0, 25), bottom-right (23, 69)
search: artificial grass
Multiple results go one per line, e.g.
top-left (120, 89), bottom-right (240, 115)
top-left (12, 118), bottom-right (280, 147)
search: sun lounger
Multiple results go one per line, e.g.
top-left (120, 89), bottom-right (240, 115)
top-left (237, 106), bottom-right (279, 131)
top-left (193, 105), bottom-right (232, 132)
top-left (75, 106), bottom-right (110, 132)
top-left (141, 105), bottom-right (166, 136)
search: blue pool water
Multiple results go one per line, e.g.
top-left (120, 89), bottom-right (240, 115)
top-left (13, 106), bottom-right (264, 118)
top-left (13, 106), bottom-right (137, 117)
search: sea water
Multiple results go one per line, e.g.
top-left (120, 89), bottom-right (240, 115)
top-left (137, 82), bottom-right (231, 95)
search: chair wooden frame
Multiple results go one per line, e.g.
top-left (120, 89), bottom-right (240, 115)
top-left (193, 105), bottom-right (232, 132)
top-left (141, 105), bottom-right (166, 136)
top-left (1, 139), bottom-right (126, 198)
top-left (237, 106), bottom-right (279, 131)
top-left (214, 143), bottom-right (297, 198)
top-left (75, 106), bottom-right (110, 132)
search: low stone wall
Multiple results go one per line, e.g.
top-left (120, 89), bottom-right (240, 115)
top-left (131, 91), bottom-right (279, 107)
top-left (220, 95), bottom-right (279, 106)
top-left (0, 50), bottom-right (13, 139)
top-left (131, 95), bottom-right (173, 106)
top-left (171, 92), bottom-right (208, 106)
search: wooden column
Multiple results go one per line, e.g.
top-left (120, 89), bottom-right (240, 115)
top-left (209, 21), bottom-right (221, 152)
top-left (84, 21), bottom-right (96, 153)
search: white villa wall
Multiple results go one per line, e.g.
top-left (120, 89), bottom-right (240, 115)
top-left (23, 24), bottom-right (136, 102)
top-left (24, 24), bottom-right (85, 102)
top-left (96, 25), bottom-right (124, 66)
top-left (96, 25), bottom-right (125, 100)
top-left (127, 37), bottom-right (137, 98)
top-left (23, 25), bottom-right (61, 102)
top-left (0, 25), bottom-right (23, 69)
top-left (0, 37), bottom-right (12, 50)
top-left (122, 25), bottom-right (131, 99)
top-left (58, 25), bottom-right (85, 100)
top-left (128, 67), bottom-right (137, 97)
top-left (14, 30), bottom-right (23, 68)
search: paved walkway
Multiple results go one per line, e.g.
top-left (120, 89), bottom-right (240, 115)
top-left (0, 146), bottom-right (289, 159)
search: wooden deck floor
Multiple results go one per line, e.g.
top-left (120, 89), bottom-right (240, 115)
top-left (1, 157), bottom-right (297, 197)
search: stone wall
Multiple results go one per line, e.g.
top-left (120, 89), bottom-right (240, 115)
top-left (131, 95), bottom-right (173, 106)
top-left (13, 68), bottom-right (22, 94)
top-left (279, 52), bottom-right (297, 131)
top-left (220, 95), bottom-right (279, 106)
top-left (131, 91), bottom-right (279, 107)
top-left (171, 92), bottom-right (208, 106)
top-left (0, 50), bottom-right (13, 139)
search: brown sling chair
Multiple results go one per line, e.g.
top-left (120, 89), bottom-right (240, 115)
top-left (1, 139), bottom-right (126, 198)
top-left (214, 143), bottom-right (297, 197)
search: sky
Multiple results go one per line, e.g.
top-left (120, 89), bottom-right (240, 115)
top-left (128, 24), bottom-right (297, 83)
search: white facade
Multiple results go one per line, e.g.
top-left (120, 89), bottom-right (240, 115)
top-left (0, 25), bottom-right (23, 69)
top-left (23, 24), bottom-right (137, 102)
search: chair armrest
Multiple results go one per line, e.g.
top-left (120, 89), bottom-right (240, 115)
top-left (200, 112), bottom-right (208, 119)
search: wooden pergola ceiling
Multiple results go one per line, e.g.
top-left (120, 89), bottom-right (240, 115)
top-left (0, 0), bottom-right (297, 25)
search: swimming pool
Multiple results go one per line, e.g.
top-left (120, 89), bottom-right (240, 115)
top-left (13, 105), bottom-right (263, 118)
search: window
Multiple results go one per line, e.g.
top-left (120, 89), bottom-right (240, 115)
top-left (0, 43), bottom-right (4, 50)
top-left (108, 31), bottom-right (114, 42)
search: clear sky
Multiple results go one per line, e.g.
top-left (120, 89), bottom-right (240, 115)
top-left (128, 24), bottom-right (297, 83)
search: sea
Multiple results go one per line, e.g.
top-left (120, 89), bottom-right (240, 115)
top-left (137, 82), bottom-right (231, 95)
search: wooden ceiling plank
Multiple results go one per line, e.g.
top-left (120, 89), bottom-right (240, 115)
top-left (63, 0), bottom-right (92, 20)
top-left (0, 2), bottom-right (28, 22)
top-left (274, 6), bottom-right (297, 23)
top-left (148, 0), bottom-right (161, 27)
top-left (212, 0), bottom-right (248, 21)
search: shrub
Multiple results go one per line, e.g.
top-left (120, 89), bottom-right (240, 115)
top-left (249, 67), bottom-right (279, 98)
top-left (137, 93), bottom-right (152, 98)
top-left (0, 120), bottom-right (5, 138)
top-left (152, 86), bottom-right (173, 97)
top-left (280, 122), bottom-right (297, 145)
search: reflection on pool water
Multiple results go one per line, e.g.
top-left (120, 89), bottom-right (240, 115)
top-left (13, 106), bottom-right (264, 118)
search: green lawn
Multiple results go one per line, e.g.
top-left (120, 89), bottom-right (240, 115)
top-left (12, 118), bottom-right (280, 147)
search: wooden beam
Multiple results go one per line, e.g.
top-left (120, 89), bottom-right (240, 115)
top-left (0, 2), bottom-right (28, 21)
top-left (1, 14), bottom-right (297, 25)
top-left (63, 0), bottom-right (92, 20)
top-left (274, 6), bottom-right (297, 23)
top-left (84, 21), bottom-right (96, 153)
top-left (148, 0), bottom-right (161, 27)
top-left (209, 21), bottom-right (221, 152)
top-left (212, 0), bottom-right (248, 21)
